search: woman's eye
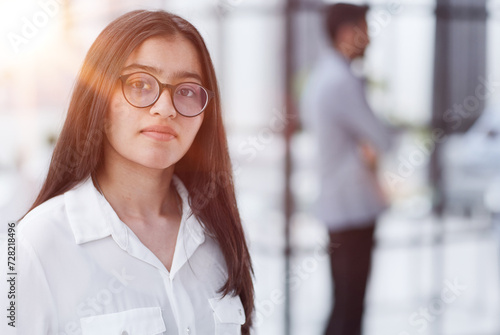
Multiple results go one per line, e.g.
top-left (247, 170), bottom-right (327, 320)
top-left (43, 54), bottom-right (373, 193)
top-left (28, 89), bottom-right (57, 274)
top-left (129, 80), bottom-right (150, 90)
top-left (177, 88), bottom-right (195, 97)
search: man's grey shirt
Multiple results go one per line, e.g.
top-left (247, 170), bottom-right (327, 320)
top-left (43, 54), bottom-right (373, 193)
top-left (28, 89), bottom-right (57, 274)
top-left (301, 47), bottom-right (393, 232)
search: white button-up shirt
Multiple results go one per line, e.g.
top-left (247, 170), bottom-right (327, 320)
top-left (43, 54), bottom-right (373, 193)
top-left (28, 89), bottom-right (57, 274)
top-left (1, 176), bottom-right (245, 335)
top-left (301, 48), bottom-right (394, 232)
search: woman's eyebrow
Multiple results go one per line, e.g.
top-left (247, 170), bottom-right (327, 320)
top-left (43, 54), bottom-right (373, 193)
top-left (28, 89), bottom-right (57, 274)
top-left (122, 63), bottom-right (162, 75)
top-left (170, 70), bottom-right (203, 83)
top-left (121, 64), bottom-right (202, 83)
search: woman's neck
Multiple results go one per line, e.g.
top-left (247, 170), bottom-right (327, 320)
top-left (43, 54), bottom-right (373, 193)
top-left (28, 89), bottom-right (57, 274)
top-left (95, 153), bottom-right (179, 223)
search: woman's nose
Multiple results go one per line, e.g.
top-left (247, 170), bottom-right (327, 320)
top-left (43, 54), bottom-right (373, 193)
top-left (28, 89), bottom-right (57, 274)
top-left (149, 88), bottom-right (177, 118)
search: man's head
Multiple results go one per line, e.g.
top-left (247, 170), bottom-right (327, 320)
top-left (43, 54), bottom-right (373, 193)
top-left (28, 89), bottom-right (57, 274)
top-left (325, 3), bottom-right (370, 60)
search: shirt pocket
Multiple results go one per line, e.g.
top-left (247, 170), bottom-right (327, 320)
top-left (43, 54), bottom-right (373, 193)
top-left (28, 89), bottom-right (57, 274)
top-left (209, 295), bottom-right (245, 335)
top-left (80, 307), bottom-right (166, 335)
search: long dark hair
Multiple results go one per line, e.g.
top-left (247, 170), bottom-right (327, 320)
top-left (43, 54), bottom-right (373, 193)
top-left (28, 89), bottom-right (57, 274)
top-left (26, 10), bottom-right (254, 333)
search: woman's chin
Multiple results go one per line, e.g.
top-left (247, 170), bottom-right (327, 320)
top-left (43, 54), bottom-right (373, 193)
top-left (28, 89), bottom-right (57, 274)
top-left (141, 160), bottom-right (177, 171)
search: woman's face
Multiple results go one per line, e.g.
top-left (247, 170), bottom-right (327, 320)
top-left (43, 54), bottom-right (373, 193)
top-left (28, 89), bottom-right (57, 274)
top-left (104, 35), bottom-right (205, 171)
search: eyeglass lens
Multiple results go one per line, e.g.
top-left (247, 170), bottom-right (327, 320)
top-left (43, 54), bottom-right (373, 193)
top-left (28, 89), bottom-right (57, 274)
top-left (122, 72), bottom-right (208, 116)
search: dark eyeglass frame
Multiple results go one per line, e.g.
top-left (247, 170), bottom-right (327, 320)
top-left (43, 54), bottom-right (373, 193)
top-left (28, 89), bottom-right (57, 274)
top-left (118, 71), bottom-right (215, 118)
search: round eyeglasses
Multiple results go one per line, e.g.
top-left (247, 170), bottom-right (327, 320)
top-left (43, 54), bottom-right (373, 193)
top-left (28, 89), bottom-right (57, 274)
top-left (118, 72), bottom-right (214, 117)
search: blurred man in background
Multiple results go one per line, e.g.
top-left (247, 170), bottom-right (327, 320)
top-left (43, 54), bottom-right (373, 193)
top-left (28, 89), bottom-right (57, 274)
top-left (301, 3), bottom-right (394, 335)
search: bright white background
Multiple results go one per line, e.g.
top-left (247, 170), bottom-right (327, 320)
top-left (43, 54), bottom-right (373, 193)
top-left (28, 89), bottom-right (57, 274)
top-left (1, 0), bottom-right (500, 334)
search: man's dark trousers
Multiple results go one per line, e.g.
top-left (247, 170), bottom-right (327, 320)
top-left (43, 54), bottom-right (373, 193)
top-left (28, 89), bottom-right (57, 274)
top-left (324, 221), bottom-right (376, 335)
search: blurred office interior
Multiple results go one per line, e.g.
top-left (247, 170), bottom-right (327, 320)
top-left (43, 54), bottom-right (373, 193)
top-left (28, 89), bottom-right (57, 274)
top-left (0, 0), bottom-right (500, 334)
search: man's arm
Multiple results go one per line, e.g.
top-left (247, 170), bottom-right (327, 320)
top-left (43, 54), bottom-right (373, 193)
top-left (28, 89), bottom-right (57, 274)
top-left (336, 78), bottom-right (394, 153)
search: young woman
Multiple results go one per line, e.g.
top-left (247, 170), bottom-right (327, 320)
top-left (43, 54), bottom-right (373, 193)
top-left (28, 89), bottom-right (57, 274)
top-left (12, 9), bottom-right (253, 335)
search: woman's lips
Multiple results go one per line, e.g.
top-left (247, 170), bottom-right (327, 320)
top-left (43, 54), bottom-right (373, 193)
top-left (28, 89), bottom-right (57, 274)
top-left (141, 125), bottom-right (177, 142)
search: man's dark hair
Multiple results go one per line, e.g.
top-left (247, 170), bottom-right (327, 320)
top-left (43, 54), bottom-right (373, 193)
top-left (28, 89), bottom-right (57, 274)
top-left (325, 3), bottom-right (370, 42)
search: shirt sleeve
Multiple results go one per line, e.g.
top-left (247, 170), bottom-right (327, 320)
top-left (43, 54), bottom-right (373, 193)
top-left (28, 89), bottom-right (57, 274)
top-left (334, 77), bottom-right (394, 153)
top-left (17, 233), bottom-right (58, 334)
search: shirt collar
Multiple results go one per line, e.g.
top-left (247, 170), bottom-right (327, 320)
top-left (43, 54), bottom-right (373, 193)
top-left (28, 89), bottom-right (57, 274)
top-left (325, 46), bottom-right (351, 68)
top-left (168, 176), bottom-right (206, 277)
top-left (171, 175), bottom-right (205, 244)
top-left (64, 175), bottom-right (206, 253)
top-left (65, 177), bottom-right (113, 245)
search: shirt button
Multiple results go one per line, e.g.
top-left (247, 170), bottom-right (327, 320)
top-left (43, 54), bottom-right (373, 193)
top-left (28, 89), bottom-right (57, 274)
top-left (186, 327), bottom-right (191, 334)
top-left (239, 308), bottom-right (243, 316)
top-left (121, 331), bottom-right (128, 335)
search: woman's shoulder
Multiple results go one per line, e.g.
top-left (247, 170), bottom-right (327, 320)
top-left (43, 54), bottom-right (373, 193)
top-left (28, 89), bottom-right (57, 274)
top-left (17, 192), bottom-right (70, 249)
top-left (19, 179), bottom-right (93, 233)
top-left (20, 194), bottom-right (65, 224)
